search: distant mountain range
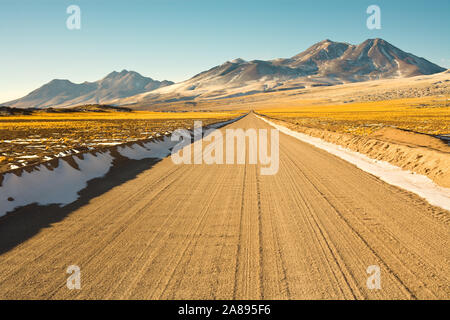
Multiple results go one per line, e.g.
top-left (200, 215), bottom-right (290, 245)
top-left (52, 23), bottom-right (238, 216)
top-left (3, 70), bottom-right (173, 108)
top-left (4, 39), bottom-right (446, 108)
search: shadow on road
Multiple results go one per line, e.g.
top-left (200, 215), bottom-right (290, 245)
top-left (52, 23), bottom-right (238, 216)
top-left (0, 114), bottom-right (250, 256)
top-left (0, 157), bottom-right (161, 255)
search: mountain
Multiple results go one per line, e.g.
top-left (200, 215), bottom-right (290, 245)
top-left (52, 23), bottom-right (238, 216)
top-left (280, 38), bottom-right (445, 79)
top-left (4, 39), bottom-right (445, 109)
top-left (115, 38), bottom-right (446, 106)
top-left (232, 38), bottom-right (444, 82)
top-left (4, 70), bottom-right (173, 108)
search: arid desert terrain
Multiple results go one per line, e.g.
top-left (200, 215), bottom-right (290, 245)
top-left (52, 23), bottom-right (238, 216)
top-left (0, 69), bottom-right (449, 299)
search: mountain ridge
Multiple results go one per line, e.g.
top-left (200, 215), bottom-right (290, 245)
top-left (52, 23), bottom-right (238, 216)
top-left (3, 70), bottom-right (174, 109)
top-left (114, 38), bottom-right (445, 107)
top-left (4, 39), bottom-right (446, 108)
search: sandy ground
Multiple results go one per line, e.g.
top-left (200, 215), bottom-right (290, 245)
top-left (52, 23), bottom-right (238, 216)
top-left (0, 114), bottom-right (449, 299)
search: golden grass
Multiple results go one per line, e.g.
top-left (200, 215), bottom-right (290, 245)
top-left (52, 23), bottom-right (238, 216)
top-left (0, 111), bottom-right (243, 172)
top-left (260, 97), bottom-right (449, 136)
top-left (0, 111), bottom-right (242, 121)
top-left (0, 111), bottom-right (244, 135)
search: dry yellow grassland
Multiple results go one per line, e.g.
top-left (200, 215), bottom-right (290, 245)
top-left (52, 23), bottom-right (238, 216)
top-left (259, 96), bottom-right (449, 136)
top-left (0, 111), bottom-right (243, 172)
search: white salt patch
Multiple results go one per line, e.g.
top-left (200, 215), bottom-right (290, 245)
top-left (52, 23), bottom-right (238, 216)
top-left (258, 116), bottom-right (450, 212)
top-left (0, 151), bottom-right (114, 217)
top-left (117, 116), bottom-right (244, 161)
top-left (0, 116), bottom-right (246, 217)
top-left (97, 142), bottom-right (123, 146)
top-left (118, 136), bottom-right (175, 160)
top-left (56, 152), bottom-right (68, 157)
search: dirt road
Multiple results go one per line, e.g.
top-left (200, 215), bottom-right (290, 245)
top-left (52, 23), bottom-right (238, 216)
top-left (0, 113), bottom-right (448, 299)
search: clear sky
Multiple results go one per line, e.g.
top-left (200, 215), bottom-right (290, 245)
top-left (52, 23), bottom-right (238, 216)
top-left (1, 0), bottom-right (449, 102)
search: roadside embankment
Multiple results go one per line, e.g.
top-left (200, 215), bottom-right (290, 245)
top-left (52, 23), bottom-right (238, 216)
top-left (260, 114), bottom-right (450, 189)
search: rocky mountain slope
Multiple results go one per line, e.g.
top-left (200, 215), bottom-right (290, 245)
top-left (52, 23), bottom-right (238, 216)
top-left (115, 38), bottom-right (445, 106)
top-left (3, 70), bottom-right (173, 108)
top-left (4, 39), bottom-right (445, 108)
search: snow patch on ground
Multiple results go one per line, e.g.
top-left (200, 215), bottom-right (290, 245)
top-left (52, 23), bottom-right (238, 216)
top-left (117, 136), bottom-right (176, 160)
top-left (258, 115), bottom-right (450, 211)
top-left (0, 151), bottom-right (114, 217)
top-left (117, 115), bottom-right (246, 161)
top-left (0, 115), bottom-right (245, 218)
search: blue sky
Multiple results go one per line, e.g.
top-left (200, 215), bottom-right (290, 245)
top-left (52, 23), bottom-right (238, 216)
top-left (0, 0), bottom-right (449, 102)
